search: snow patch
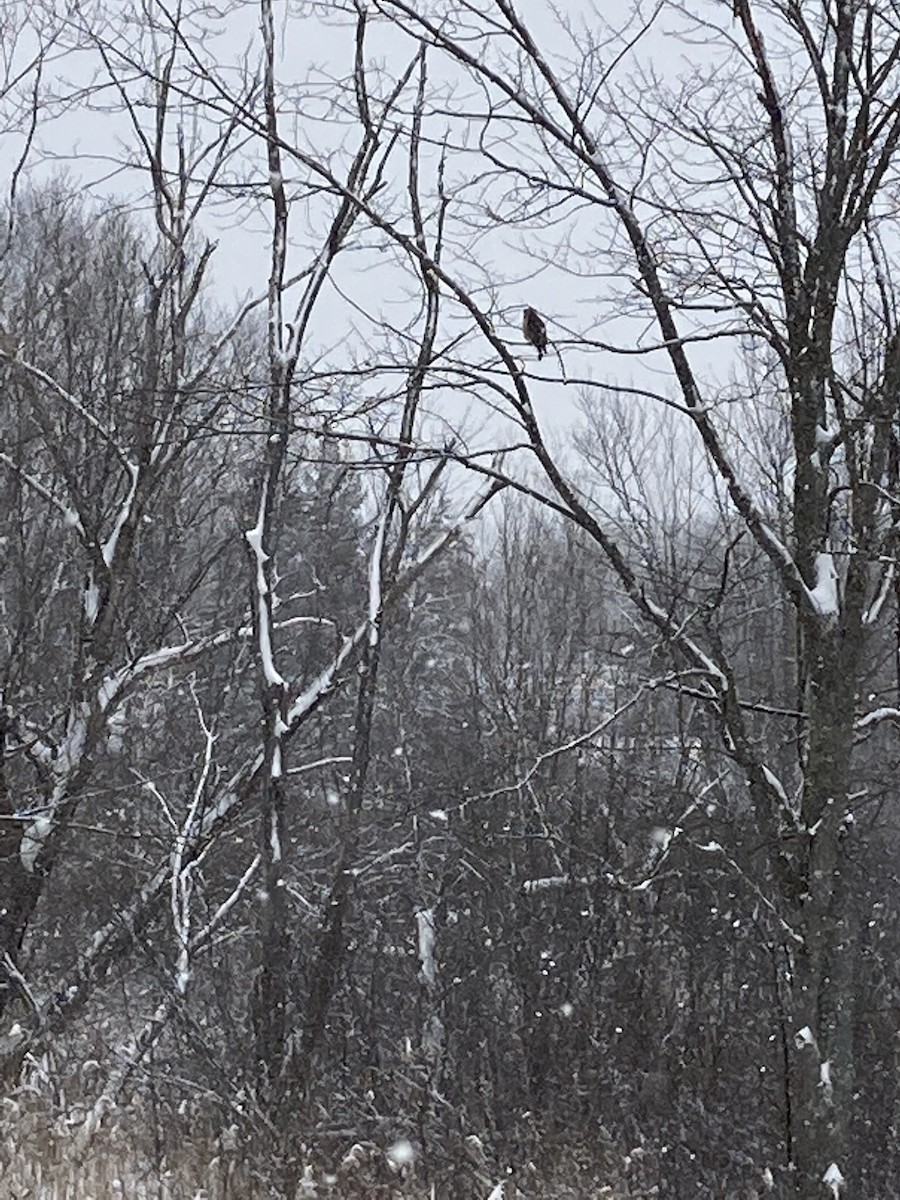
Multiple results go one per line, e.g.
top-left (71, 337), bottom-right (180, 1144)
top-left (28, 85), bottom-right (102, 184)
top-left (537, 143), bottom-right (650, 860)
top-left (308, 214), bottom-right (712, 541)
top-left (245, 524), bottom-right (269, 596)
top-left (368, 510), bottom-right (388, 647)
top-left (244, 502), bottom-right (285, 687)
top-left (55, 710), bottom-right (88, 775)
top-left (809, 553), bottom-right (839, 616)
top-left (823, 1162), bottom-right (845, 1196)
top-left (84, 576), bottom-right (100, 622)
top-left (649, 826), bottom-right (671, 851)
top-left (856, 707), bottom-right (900, 730)
top-left (20, 815), bottom-right (52, 873)
top-left (524, 874), bottom-right (571, 892)
top-left (864, 562), bottom-right (894, 625)
top-left (175, 961), bottom-right (191, 996)
top-left (815, 423), bottom-right (834, 447)
top-left (762, 766), bottom-right (789, 806)
top-left (296, 1164), bottom-right (317, 1197)
top-left (102, 464), bottom-right (139, 567)
top-left (98, 675), bottom-right (118, 712)
top-left (819, 1059), bottom-right (833, 1104)
top-left (416, 908), bottom-right (436, 986)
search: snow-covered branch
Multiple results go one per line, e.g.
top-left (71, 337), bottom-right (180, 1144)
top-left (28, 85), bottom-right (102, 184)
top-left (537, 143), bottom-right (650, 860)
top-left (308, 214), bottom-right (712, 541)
top-left (855, 707), bottom-right (900, 731)
top-left (5, 354), bottom-right (133, 470)
top-left (0, 451), bottom-right (85, 533)
top-left (170, 683), bottom-right (217, 995)
top-left (367, 506), bottom-right (389, 648)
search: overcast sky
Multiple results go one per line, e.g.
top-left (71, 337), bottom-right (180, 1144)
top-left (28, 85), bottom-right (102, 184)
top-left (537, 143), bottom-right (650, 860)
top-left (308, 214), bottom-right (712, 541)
top-left (0, 0), bottom-right (775, 520)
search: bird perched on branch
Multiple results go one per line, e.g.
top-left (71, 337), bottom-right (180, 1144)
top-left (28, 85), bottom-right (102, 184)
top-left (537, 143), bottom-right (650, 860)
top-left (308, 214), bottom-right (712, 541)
top-left (522, 306), bottom-right (548, 359)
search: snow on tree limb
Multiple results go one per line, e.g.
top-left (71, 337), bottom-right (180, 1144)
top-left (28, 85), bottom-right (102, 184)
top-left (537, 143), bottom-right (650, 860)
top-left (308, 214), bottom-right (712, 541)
top-left (70, 850), bottom-right (262, 1162)
top-left (170, 683), bottom-right (217, 995)
top-left (808, 552), bottom-right (839, 617)
top-left (245, 469), bottom-right (286, 690)
top-left (0, 451), bottom-right (85, 533)
top-left (863, 561), bottom-right (894, 626)
top-left (855, 707), bottom-right (900, 731)
top-left (5, 354), bottom-right (133, 470)
top-left (823, 1162), bottom-right (845, 1197)
top-left (101, 462), bottom-right (140, 569)
top-left (368, 507), bottom-right (389, 648)
top-left (20, 474), bottom-right (505, 1058)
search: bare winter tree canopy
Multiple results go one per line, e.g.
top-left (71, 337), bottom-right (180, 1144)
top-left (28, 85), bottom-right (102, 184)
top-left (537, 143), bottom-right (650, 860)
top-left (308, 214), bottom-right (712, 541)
top-left (3, 1), bottom-right (900, 1197)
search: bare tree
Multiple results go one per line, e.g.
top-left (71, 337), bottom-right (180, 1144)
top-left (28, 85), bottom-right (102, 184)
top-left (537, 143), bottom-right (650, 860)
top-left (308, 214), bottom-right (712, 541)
top-left (0, 5), bottom-right (510, 1182)
top-left (10, 0), bottom-right (900, 1195)
top-left (324, 0), bottom-right (900, 1193)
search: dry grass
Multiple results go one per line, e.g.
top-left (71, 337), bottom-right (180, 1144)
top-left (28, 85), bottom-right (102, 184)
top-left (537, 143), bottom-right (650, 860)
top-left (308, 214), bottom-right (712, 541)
top-left (0, 1071), bottom-right (639, 1199)
top-left (0, 1085), bottom-right (281, 1200)
top-left (0, 1107), bottom-right (456, 1200)
top-left (0, 1141), bottom-right (647, 1200)
top-left (2, 1152), bottom-right (250, 1200)
top-left (0, 1155), bottom-right (636, 1200)
top-left (0, 1133), bottom-right (637, 1200)
top-left (1, 1121), bottom-right (268, 1200)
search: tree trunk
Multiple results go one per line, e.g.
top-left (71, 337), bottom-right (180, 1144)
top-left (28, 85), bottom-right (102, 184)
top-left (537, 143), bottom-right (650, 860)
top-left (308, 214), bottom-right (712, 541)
top-left (787, 613), bottom-right (863, 1195)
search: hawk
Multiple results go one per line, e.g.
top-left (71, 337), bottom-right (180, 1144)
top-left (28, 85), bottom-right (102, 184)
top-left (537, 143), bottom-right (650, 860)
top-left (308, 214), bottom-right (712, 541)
top-left (522, 306), bottom-right (548, 359)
